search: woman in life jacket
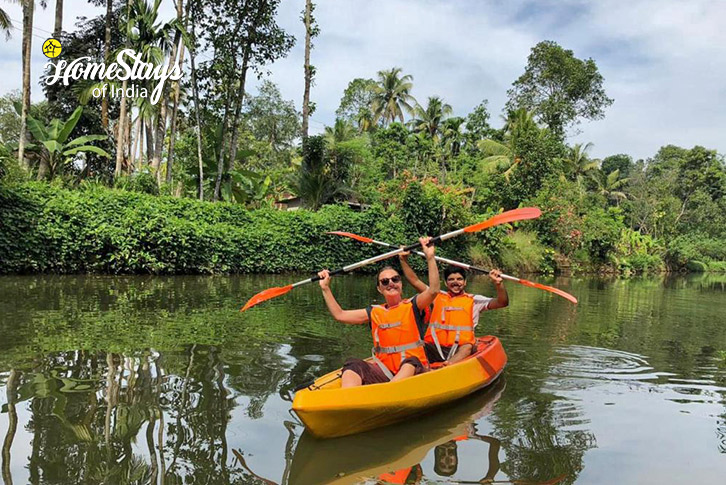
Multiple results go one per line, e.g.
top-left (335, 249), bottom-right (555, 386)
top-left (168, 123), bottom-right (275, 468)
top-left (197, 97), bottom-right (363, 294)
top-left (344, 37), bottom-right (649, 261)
top-left (317, 237), bottom-right (440, 388)
top-left (399, 255), bottom-right (508, 365)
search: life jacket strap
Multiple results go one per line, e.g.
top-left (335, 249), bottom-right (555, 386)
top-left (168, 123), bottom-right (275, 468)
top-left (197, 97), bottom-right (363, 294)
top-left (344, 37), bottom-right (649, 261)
top-left (371, 350), bottom-right (395, 380)
top-left (373, 340), bottom-right (424, 354)
top-left (429, 323), bottom-right (473, 331)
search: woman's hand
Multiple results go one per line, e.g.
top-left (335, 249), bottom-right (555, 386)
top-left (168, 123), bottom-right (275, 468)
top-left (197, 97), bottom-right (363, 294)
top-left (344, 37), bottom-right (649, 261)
top-left (420, 236), bottom-right (435, 260)
top-left (398, 247), bottom-right (411, 261)
top-left (318, 269), bottom-right (331, 289)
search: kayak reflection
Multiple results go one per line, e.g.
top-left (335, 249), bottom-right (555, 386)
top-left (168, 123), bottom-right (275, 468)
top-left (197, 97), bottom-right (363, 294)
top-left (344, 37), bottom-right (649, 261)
top-left (237, 376), bottom-right (506, 485)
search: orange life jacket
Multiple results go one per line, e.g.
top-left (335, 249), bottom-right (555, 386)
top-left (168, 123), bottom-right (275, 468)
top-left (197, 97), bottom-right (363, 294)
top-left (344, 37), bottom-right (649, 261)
top-left (370, 299), bottom-right (428, 377)
top-left (424, 291), bottom-right (476, 360)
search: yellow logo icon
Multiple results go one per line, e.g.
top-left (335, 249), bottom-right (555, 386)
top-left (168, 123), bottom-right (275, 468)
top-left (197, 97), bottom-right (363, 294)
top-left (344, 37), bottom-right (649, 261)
top-left (42, 38), bottom-right (62, 59)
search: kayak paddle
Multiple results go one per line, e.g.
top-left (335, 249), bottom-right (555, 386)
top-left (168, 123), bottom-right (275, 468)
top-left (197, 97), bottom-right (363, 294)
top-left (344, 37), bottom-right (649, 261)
top-left (327, 231), bottom-right (577, 304)
top-left (240, 207), bottom-right (541, 312)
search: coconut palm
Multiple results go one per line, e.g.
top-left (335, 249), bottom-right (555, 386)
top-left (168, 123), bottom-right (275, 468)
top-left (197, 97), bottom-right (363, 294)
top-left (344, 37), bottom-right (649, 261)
top-left (441, 116), bottom-right (466, 158)
top-left (18, 1), bottom-right (48, 170)
top-left (324, 119), bottom-right (355, 146)
top-left (370, 67), bottom-right (416, 126)
top-left (565, 142), bottom-right (599, 184)
top-left (0, 6), bottom-right (12, 40)
top-left (593, 168), bottom-right (629, 205)
top-left (411, 96), bottom-right (452, 141)
top-left (477, 108), bottom-right (540, 180)
top-left (355, 107), bottom-right (375, 133)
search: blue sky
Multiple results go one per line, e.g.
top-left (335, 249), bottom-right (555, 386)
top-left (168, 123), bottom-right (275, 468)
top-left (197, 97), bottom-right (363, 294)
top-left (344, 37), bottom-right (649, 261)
top-left (1, 0), bottom-right (724, 160)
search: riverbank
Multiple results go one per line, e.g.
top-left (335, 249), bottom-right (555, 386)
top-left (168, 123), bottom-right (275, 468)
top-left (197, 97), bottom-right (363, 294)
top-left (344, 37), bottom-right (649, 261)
top-left (1, 182), bottom-right (724, 275)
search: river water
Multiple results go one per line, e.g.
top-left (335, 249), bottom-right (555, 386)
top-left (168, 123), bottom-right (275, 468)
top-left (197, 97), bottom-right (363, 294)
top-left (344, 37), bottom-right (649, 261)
top-left (1, 274), bottom-right (725, 484)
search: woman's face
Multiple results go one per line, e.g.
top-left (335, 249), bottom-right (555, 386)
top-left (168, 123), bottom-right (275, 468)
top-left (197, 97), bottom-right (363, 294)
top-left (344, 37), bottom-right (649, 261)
top-left (377, 269), bottom-right (403, 299)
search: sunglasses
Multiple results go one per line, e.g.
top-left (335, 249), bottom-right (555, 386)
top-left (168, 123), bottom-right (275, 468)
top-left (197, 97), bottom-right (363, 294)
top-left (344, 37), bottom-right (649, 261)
top-left (378, 275), bottom-right (401, 286)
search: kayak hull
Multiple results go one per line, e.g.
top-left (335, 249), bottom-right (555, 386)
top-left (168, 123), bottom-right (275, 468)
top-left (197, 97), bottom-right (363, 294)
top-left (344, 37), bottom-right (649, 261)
top-left (292, 336), bottom-right (507, 438)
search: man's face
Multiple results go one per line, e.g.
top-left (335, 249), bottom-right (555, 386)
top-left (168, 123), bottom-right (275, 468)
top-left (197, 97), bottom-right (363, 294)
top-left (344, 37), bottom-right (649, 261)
top-left (446, 272), bottom-right (466, 295)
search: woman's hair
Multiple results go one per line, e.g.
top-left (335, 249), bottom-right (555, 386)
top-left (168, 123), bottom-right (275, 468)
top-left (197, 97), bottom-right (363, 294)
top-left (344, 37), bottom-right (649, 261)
top-left (376, 266), bottom-right (398, 285)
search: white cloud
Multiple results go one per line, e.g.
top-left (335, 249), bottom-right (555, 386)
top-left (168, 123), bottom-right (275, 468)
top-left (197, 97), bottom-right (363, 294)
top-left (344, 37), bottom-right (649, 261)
top-left (1, 0), bottom-right (724, 159)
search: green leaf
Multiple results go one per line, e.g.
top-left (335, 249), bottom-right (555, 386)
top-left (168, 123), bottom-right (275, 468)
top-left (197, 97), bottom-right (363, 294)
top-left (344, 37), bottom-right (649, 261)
top-left (58, 107), bottom-right (83, 144)
top-left (42, 140), bottom-right (61, 153)
top-left (27, 117), bottom-right (49, 142)
top-left (63, 146), bottom-right (110, 158)
top-left (65, 135), bottom-right (108, 148)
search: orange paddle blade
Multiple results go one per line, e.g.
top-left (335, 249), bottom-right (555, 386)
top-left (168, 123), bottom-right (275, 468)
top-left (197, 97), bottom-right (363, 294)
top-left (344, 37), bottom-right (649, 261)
top-left (464, 207), bottom-right (542, 233)
top-left (326, 231), bottom-right (374, 243)
top-left (517, 278), bottom-right (578, 304)
top-left (240, 284), bottom-right (293, 312)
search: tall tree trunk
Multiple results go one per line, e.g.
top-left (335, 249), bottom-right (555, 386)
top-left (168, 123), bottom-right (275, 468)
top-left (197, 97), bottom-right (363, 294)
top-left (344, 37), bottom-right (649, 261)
top-left (114, 0), bottom-right (131, 178)
top-left (301, 0), bottom-right (312, 139)
top-left (189, 10), bottom-right (204, 201)
top-left (212, 88), bottom-right (233, 201)
top-left (166, 0), bottom-right (187, 186)
top-left (18, 0), bottom-right (34, 172)
top-left (223, 0), bottom-right (254, 178)
top-left (145, 119), bottom-right (154, 167)
top-left (101, 0), bottom-right (112, 130)
top-left (53, 0), bottom-right (63, 39)
top-left (130, 115), bottom-right (141, 171)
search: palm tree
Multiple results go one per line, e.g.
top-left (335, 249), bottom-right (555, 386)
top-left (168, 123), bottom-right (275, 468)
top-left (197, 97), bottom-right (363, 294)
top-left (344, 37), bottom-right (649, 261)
top-left (355, 107), bottom-right (375, 133)
top-left (0, 6), bottom-right (12, 39)
top-left (442, 116), bottom-right (466, 158)
top-left (370, 67), bottom-right (416, 126)
top-left (324, 119), bottom-right (355, 146)
top-left (564, 142), bottom-right (599, 184)
top-left (122, 0), bottom-right (181, 178)
top-left (478, 108), bottom-right (540, 180)
top-left (411, 96), bottom-right (452, 141)
top-left (593, 168), bottom-right (629, 205)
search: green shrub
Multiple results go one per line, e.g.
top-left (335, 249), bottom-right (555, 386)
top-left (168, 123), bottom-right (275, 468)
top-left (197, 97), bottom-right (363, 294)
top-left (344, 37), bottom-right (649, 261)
top-left (686, 260), bottom-right (708, 272)
top-left (0, 183), bottom-right (394, 274)
top-left (707, 261), bottom-right (726, 272)
top-left (499, 230), bottom-right (545, 273)
top-left (666, 234), bottom-right (726, 269)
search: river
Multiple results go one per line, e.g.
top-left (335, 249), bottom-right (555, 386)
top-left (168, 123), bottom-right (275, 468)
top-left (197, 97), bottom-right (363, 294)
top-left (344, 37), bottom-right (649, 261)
top-left (1, 274), bottom-right (725, 484)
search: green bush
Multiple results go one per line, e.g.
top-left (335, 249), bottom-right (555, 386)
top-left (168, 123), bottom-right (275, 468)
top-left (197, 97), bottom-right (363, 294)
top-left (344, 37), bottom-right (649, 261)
top-left (0, 183), bottom-right (394, 274)
top-left (666, 233), bottom-right (726, 269)
top-left (499, 230), bottom-right (545, 273)
top-left (582, 207), bottom-right (623, 263)
top-left (686, 260), bottom-right (708, 272)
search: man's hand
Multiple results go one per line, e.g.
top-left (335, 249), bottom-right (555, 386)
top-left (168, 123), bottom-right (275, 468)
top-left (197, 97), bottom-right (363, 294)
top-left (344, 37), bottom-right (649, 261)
top-left (318, 269), bottom-right (331, 289)
top-left (420, 236), bottom-right (435, 259)
top-left (489, 269), bottom-right (503, 285)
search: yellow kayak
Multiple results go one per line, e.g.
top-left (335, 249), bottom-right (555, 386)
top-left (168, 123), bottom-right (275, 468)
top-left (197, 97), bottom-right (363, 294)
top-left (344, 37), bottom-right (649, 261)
top-left (292, 336), bottom-right (507, 438)
top-left (288, 377), bottom-right (506, 485)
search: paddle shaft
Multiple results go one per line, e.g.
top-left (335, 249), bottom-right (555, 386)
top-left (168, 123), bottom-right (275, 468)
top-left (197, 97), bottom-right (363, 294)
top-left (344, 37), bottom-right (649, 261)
top-left (361, 236), bottom-right (522, 283)
top-left (289, 234), bottom-right (454, 289)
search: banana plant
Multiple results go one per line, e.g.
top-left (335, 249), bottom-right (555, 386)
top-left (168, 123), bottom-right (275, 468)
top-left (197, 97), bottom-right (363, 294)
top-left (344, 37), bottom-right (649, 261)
top-left (24, 106), bottom-right (110, 179)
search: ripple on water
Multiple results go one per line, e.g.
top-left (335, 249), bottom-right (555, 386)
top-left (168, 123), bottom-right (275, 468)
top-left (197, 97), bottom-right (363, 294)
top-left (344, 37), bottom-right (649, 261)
top-left (544, 345), bottom-right (726, 412)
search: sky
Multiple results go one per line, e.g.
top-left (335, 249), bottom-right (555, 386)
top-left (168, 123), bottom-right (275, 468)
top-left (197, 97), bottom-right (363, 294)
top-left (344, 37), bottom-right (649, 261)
top-left (1, 0), bottom-right (725, 161)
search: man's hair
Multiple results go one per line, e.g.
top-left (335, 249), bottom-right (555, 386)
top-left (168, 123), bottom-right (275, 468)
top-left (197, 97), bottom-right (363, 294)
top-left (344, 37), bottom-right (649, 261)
top-left (444, 266), bottom-right (467, 280)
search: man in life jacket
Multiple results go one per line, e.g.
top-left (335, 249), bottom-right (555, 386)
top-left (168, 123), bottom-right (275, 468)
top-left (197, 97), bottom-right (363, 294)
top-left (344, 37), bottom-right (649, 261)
top-left (399, 254), bottom-right (508, 364)
top-left (317, 237), bottom-right (440, 387)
